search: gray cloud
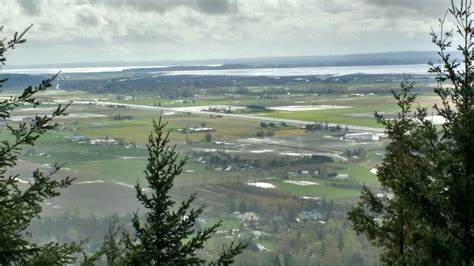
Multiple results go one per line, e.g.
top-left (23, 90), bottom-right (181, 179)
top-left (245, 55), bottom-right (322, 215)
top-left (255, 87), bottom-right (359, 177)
top-left (16, 0), bottom-right (41, 16)
top-left (88, 0), bottom-right (182, 13)
top-left (77, 13), bottom-right (100, 27)
top-left (364, 0), bottom-right (451, 16)
top-left (2, 0), bottom-right (457, 65)
top-left (196, 0), bottom-right (238, 14)
top-left (87, 0), bottom-right (237, 15)
top-left (366, 0), bottom-right (447, 9)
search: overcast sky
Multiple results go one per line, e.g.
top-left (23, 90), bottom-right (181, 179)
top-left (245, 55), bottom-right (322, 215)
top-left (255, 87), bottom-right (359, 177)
top-left (0, 0), bottom-right (452, 66)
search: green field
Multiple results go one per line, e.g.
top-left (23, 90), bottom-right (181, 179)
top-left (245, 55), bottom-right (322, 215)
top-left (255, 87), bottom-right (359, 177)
top-left (68, 110), bottom-right (301, 144)
top-left (331, 162), bottom-right (380, 187)
top-left (203, 217), bottom-right (241, 230)
top-left (21, 132), bottom-right (259, 186)
top-left (113, 94), bottom-right (440, 128)
top-left (6, 91), bottom-right (397, 213)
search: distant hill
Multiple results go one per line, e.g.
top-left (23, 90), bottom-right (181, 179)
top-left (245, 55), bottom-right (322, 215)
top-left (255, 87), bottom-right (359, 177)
top-left (230, 51), bottom-right (446, 67)
top-left (5, 51), bottom-right (453, 71)
top-left (0, 74), bottom-right (50, 90)
top-left (124, 51), bottom-right (450, 73)
top-left (0, 51), bottom-right (449, 90)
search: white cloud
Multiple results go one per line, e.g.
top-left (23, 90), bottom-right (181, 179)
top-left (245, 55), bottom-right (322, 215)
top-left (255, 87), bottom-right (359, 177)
top-left (0, 0), bottom-right (454, 65)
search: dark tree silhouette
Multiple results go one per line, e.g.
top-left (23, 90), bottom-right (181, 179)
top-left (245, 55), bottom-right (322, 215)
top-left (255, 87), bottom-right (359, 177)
top-left (0, 25), bottom-right (81, 264)
top-left (102, 117), bottom-right (246, 265)
top-left (349, 1), bottom-right (474, 264)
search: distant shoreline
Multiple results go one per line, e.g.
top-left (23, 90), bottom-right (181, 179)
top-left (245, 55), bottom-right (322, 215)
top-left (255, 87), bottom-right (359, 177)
top-left (1, 63), bottom-right (431, 76)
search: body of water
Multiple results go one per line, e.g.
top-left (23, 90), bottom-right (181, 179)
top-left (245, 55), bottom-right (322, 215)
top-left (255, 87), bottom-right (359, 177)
top-left (159, 64), bottom-right (431, 77)
top-left (1, 65), bottom-right (169, 74)
top-left (2, 63), bottom-right (431, 76)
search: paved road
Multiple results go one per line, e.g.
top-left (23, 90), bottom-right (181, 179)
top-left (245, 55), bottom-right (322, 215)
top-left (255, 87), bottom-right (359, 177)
top-left (78, 100), bottom-right (384, 133)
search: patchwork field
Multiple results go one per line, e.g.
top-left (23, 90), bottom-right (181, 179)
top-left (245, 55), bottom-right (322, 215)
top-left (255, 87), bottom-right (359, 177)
top-left (2, 90), bottom-right (420, 216)
top-left (112, 94), bottom-right (440, 129)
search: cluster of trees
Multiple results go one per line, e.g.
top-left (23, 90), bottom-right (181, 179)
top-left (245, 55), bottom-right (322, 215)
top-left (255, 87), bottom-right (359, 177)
top-left (51, 67), bottom-right (433, 99)
top-left (305, 122), bottom-right (347, 132)
top-left (255, 129), bottom-right (275, 137)
top-left (110, 114), bottom-right (134, 121)
top-left (28, 198), bottom-right (378, 265)
top-left (260, 122), bottom-right (278, 128)
top-left (204, 132), bottom-right (213, 142)
top-left (267, 158), bottom-right (331, 170)
top-left (216, 187), bottom-right (378, 265)
top-left (0, 28), bottom-right (244, 264)
top-left (188, 150), bottom-right (336, 174)
top-left (0, 73), bottom-right (49, 90)
top-left (345, 148), bottom-right (367, 159)
top-left (262, 218), bottom-right (377, 265)
top-left (202, 153), bottom-right (261, 170)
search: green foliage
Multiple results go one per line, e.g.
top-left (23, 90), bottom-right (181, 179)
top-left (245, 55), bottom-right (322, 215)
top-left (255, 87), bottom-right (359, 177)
top-left (105, 117), bottom-right (245, 265)
top-left (0, 26), bottom-right (81, 264)
top-left (349, 1), bottom-right (474, 264)
top-left (204, 131), bottom-right (213, 142)
top-left (100, 218), bottom-right (124, 265)
top-left (348, 80), bottom-right (431, 264)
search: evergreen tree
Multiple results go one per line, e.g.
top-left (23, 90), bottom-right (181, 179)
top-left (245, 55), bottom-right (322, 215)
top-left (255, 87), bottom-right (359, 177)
top-left (204, 132), bottom-right (213, 142)
top-left (0, 26), bottom-right (81, 264)
top-left (101, 218), bottom-right (124, 265)
top-left (348, 80), bottom-right (430, 264)
top-left (115, 117), bottom-right (245, 265)
top-left (349, 1), bottom-right (474, 264)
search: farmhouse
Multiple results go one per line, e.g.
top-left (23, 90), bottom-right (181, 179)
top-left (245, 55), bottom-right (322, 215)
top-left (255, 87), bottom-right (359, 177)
top-left (335, 174), bottom-right (349, 180)
top-left (71, 135), bottom-right (86, 142)
top-left (89, 138), bottom-right (117, 145)
top-left (177, 127), bottom-right (214, 133)
top-left (236, 212), bottom-right (260, 222)
top-left (296, 211), bottom-right (323, 222)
